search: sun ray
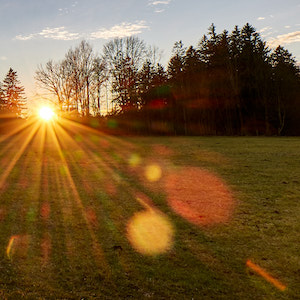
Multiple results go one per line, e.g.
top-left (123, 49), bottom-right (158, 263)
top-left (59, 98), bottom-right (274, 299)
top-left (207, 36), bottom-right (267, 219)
top-left (0, 122), bottom-right (40, 191)
top-left (52, 122), bottom-right (137, 270)
top-left (46, 122), bottom-right (109, 273)
top-left (57, 117), bottom-right (134, 151)
top-left (0, 118), bottom-right (36, 144)
top-left (54, 120), bottom-right (175, 256)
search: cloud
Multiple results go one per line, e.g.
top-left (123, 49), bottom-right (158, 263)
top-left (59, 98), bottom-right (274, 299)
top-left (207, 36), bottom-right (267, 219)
top-left (90, 21), bottom-right (149, 39)
top-left (15, 27), bottom-right (80, 41)
top-left (58, 7), bottom-right (69, 15)
top-left (257, 17), bottom-right (265, 20)
top-left (15, 34), bottom-right (35, 41)
top-left (149, 0), bottom-right (171, 5)
top-left (155, 9), bottom-right (165, 13)
top-left (0, 56), bottom-right (7, 61)
top-left (39, 27), bottom-right (80, 40)
top-left (267, 31), bottom-right (300, 47)
top-left (258, 26), bottom-right (273, 37)
top-left (259, 26), bottom-right (272, 33)
top-left (149, 0), bottom-right (171, 12)
top-left (58, 1), bottom-right (78, 15)
top-left (15, 21), bottom-right (149, 42)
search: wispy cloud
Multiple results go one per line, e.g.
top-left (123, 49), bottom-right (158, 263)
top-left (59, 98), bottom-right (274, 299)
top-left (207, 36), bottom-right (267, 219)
top-left (90, 21), bottom-right (149, 39)
top-left (58, 1), bottom-right (78, 15)
top-left (15, 27), bottom-right (80, 41)
top-left (257, 17), bottom-right (265, 20)
top-left (15, 21), bottom-right (149, 42)
top-left (155, 9), bottom-right (165, 13)
top-left (15, 34), bottom-right (35, 41)
top-left (149, 0), bottom-right (171, 5)
top-left (149, 0), bottom-right (171, 13)
top-left (259, 26), bottom-right (272, 33)
top-left (0, 56), bottom-right (7, 61)
top-left (268, 31), bottom-right (300, 47)
top-left (58, 7), bottom-right (70, 15)
top-left (258, 26), bottom-right (273, 38)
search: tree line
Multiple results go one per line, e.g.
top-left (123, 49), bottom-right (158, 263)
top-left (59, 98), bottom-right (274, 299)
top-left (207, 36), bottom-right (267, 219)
top-left (2, 23), bottom-right (299, 135)
top-left (164, 24), bottom-right (300, 135)
top-left (35, 23), bottom-right (300, 135)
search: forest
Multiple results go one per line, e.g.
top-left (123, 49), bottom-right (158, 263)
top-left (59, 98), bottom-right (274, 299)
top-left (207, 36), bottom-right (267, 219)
top-left (1, 23), bottom-right (300, 135)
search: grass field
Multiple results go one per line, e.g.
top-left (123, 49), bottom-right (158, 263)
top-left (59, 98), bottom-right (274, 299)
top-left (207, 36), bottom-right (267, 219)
top-left (0, 119), bottom-right (299, 299)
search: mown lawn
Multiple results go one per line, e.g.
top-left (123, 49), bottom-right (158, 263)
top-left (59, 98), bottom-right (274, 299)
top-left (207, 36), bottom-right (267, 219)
top-left (0, 119), bottom-right (299, 299)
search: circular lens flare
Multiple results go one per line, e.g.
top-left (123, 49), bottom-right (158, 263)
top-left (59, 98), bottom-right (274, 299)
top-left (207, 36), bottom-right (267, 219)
top-left (127, 209), bottom-right (174, 255)
top-left (39, 107), bottom-right (55, 121)
top-left (165, 167), bottom-right (235, 226)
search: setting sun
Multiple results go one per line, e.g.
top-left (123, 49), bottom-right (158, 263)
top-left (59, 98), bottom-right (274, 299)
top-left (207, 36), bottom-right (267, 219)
top-left (39, 107), bottom-right (55, 121)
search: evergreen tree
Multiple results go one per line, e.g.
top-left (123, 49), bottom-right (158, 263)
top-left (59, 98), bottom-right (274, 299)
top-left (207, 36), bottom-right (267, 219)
top-left (1, 68), bottom-right (26, 117)
top-left (270, 46), bottom-right (300, 134)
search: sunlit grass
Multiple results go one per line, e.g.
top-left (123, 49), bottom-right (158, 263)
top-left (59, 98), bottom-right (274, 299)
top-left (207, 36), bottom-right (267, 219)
top-left (0, 125), bottom-right (299, 298)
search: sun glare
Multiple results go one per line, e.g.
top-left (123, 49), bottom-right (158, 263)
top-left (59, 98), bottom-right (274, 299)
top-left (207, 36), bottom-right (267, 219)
top-left (39, 107), bottom-right (55, 121)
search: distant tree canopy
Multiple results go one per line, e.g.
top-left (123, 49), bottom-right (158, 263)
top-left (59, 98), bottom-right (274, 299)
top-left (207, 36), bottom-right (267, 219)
top-left (0, 68), bottom-right (27, 117)
top-left (35, 23), bottom-right (300, 135)
top-left (163, 23), bottom-right (300, 135)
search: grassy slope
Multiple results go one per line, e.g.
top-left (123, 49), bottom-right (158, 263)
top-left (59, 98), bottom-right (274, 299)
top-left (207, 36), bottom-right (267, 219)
top-left (0, 123), bottom-right (299, 299)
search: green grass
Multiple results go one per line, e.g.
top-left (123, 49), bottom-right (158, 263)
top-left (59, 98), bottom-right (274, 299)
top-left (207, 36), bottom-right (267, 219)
top-left (0, 122), bottom-right (299, 299)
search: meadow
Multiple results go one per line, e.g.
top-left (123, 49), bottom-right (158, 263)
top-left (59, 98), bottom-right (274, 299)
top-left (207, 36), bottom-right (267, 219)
top-left (0, 119), bottom-right (299, 299)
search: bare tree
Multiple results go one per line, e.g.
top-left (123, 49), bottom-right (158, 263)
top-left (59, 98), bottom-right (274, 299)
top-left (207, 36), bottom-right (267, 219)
top-left (91, 57), bottom-right (107, 115)
top-left (36, 40), bottom-right (102, 116)
top-left (103, 37), bottom-right (147, 109)
top-left (35, 61), bottom-right (65, 110)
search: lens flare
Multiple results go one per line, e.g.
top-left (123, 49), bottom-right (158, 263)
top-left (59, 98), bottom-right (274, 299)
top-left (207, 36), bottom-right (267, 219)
top-left (145, 164), bottom-right (162, 182)
top-left (246, 260), bottom-right (287, 291)
top-left (39, 106), bottom-right (55, 121)
top-left (127, 209), bottom-right (174, 255)
top-left (165, 167), bottom-right (234, 226)
top-left (6, 236), bottom-right (17, 259)
top-left (128, 153), bottom-right (141, 167)
top-left (6, 235), bottom-right (29, 260)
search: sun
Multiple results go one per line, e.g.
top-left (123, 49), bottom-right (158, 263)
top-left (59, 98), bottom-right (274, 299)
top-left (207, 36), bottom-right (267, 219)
top-left (39, 107), bottom-right (55, 121)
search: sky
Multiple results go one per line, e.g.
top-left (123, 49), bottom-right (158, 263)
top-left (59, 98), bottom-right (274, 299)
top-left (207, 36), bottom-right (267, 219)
top-left (0, 0), bottom-right (300, 103)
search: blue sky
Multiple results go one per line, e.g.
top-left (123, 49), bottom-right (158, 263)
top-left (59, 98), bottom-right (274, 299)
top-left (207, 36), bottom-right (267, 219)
top-left (0, 0), bottom-right (300, 100)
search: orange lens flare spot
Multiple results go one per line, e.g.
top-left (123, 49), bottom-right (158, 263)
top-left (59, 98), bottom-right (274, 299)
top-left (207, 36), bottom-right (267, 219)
top-left (127, 210), bottom-right (174, 255)
top-left (145, 164), bottom-right (162, 182)
top-left (246, 260), bottom-right (287, 291)
top-left (39, 106), bottom-right (55, 121)
top-left (165, 167), bottom-right (234, 226)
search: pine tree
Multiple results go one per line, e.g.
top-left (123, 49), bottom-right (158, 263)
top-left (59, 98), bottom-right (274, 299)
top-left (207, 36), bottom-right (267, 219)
top-left (1, 68), bottom-right (27, 117)
top-left (270, 46), bottom-right (300, 134)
